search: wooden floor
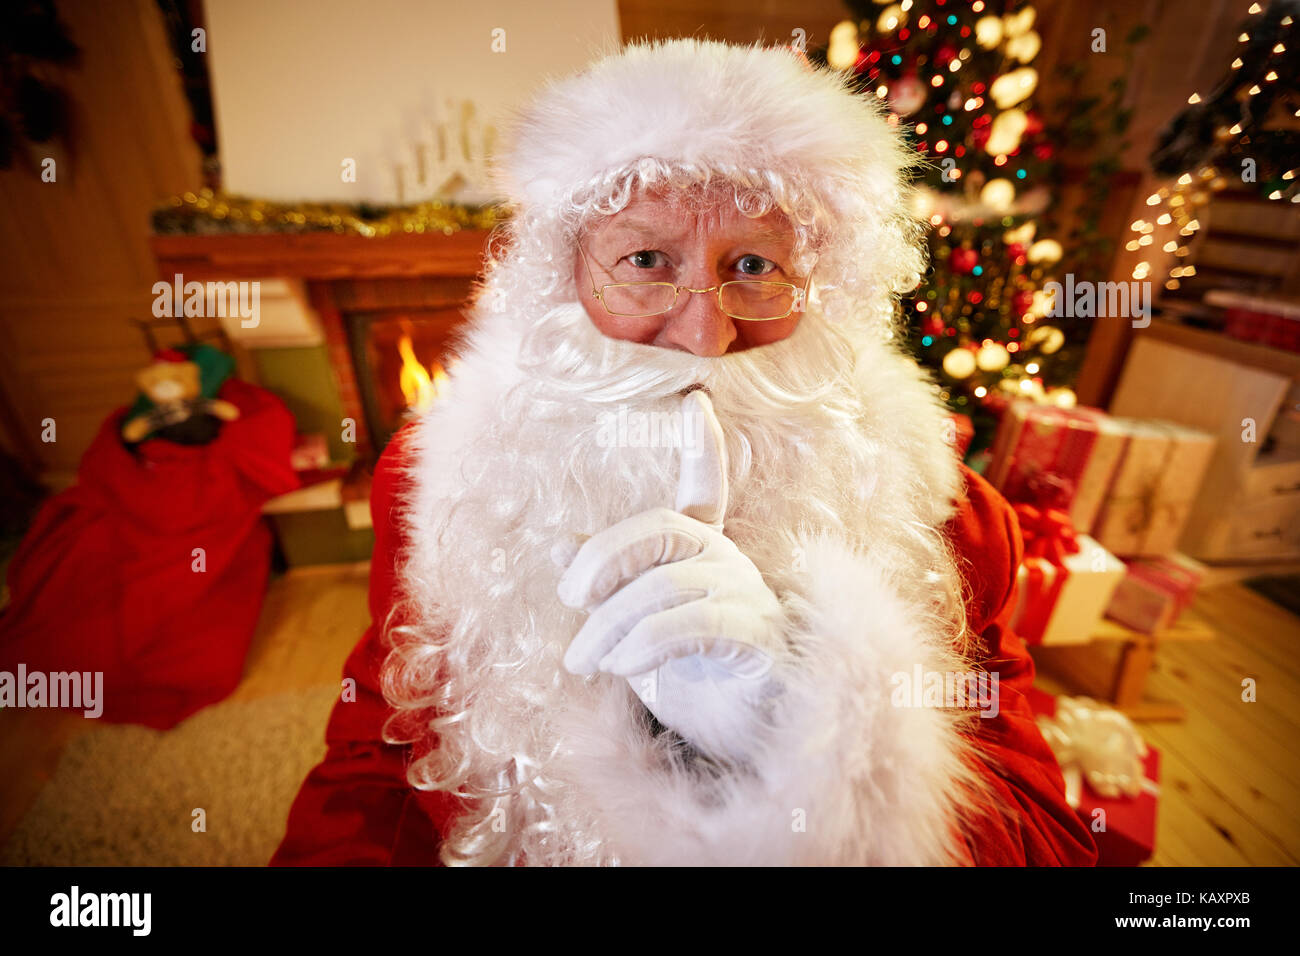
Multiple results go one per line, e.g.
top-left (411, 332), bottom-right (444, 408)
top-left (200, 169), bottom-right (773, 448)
top-left (1, 562), bottom-right (1297, 864)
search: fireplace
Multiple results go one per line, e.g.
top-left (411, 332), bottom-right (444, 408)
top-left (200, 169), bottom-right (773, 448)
top-left (346, 309), bottom-right (460, 451)
top-left (151, 229), bottom-right (494, 465)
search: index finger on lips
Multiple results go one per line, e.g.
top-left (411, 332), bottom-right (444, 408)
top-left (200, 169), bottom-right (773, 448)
top-left (675, 389), bottom-right (728, 529)
top-left (556, 509), bottom-right (705, 611)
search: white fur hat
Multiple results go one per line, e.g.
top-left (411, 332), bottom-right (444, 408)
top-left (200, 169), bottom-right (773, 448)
top-left (493, 38), bottom-right (918, 232)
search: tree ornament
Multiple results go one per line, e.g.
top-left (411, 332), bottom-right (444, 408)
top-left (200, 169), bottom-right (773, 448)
top-left (889, 73), bottom-right (928, 117)
top-left (986, 108), bottom-right (1029, 155)
top-left (977, 342), bottom-right (1011, 372)
top-left (949, 247), bottom-right (980, 274)
top-left (1027, 238), bottom-right (1063, 264)
top-left (942, 346), bottom-right (978, 379)
top-left (1047, 386), bottom-right (1078, 408)
top-left (975, 16), bottom-right (1003, 49)
top-left (990, 68), bottom-right (1038, 109)
top-left (1002, 6), bottom-right (1037, 38)
top-left (1004, 221), bottom-right (1036, 245)
top-left (1026, 324), bottom-right (1066, 354)
top-left (827, 21), bottom-right (861, 70)
top-left (1006, 30), bottom-right (1042, 64)
top-left (877, 3), bottom-right (907, 33)
top-left (980, 178), bottom-right (1017, 211)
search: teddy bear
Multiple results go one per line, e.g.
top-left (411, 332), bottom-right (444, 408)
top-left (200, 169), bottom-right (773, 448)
top-left (120, 348), bottom-right (240, 445)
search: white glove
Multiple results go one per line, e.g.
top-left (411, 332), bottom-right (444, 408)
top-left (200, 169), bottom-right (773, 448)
top-left (553, 389), bottom-right (785, 764)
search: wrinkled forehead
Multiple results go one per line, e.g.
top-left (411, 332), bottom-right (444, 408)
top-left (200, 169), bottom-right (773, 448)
top-left (579, 180), bottom-right (795, 248)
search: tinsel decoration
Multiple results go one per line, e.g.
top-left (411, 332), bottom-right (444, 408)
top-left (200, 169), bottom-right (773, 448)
top-left (151, 188), bottom-right (505, 237)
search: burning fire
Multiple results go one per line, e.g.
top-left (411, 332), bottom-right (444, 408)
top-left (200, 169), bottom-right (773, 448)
top-left (397, 334), bottom-right (448, 412)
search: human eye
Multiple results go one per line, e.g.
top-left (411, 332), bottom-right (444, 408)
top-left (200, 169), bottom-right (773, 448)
top-left (621, 250), bottom-right (671, 270)
top-left (734, 254), bottom-right (780, 278)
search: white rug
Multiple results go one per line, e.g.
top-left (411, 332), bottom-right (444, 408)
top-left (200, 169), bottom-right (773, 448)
top-left (1, 683), bottom-right (338, 866)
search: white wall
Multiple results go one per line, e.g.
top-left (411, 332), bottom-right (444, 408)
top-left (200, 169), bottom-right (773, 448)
top-left (204, 0), bottom-right (621, 203)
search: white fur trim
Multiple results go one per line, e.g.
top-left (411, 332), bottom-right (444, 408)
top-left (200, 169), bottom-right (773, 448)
top-left (493, 38), bottom-right (917, 225)
top-left (548, 531), bottom-right (982, 865)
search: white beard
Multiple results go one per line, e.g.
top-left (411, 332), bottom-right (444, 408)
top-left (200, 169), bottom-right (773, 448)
top-left (388, 296), bottom-right (985, 866)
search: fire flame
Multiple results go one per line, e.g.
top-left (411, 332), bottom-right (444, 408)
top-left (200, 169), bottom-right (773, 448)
top-left (398, 334), bottom-right (447, 412)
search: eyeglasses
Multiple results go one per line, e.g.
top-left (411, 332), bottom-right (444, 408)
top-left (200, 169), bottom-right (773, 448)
top-left (577, 242), bottom-right (814, 322)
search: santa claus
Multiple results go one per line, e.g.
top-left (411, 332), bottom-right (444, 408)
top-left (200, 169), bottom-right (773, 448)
top-left (273, 39), bottom-right (1097, 866)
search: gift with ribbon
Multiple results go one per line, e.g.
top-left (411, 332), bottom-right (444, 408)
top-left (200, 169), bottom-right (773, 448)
top-left (1009, 502), bottom-right (1125, 645)
top-left (986, 400), bottom-right (1127, 535)
top-left (1092, 419), bottom-right (1216, 557)
top-left (1105, 552), bottom-right (1206, 634)
top-left (1027, 689), bottom-right (1161, 866)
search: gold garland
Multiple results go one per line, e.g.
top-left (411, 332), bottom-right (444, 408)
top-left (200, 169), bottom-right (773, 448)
top-left (153, 187), bottom-right (506, 237)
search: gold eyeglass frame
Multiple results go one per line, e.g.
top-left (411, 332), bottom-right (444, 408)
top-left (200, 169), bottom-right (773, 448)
top-left (576, 242), bottom-right (815, 322)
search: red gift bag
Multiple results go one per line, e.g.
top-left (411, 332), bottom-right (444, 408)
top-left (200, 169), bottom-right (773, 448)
top-left (0, 378), bottom-right (299, 729)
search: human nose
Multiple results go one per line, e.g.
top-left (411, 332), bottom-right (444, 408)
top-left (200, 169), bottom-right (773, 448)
top-left (659, 284), bottom-right (737, 357)
top-left (660, 290), bottom-right (736, 357)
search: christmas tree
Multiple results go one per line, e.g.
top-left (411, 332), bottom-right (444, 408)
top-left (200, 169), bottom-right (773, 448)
top-left (813, 0), bottom-right (1140, 452)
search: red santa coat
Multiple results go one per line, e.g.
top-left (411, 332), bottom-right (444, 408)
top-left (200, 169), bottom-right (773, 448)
top-left (271, 422), bottom-right (1097, 866)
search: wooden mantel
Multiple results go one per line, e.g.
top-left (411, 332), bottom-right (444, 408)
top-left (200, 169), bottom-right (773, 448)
top-left (148, 228), bottom-right (497, 463)
top-left (150, 229), bottom-right (496, 282)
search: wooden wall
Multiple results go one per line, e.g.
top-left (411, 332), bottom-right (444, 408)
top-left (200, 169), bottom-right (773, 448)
top-left (0, 0), bottom-right (202, 483)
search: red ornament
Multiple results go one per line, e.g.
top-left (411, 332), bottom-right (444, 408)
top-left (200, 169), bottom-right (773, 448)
top-left (1006, 242), bottom-right (1026, 259)
top-left (1024, 111), bottom-right (1044, 136)
top-left (1034, 142), bottom-right (1054, 160)
top-left (968, 291), bottom-right (984, 305)
top-left (1012, 290), bottom-right (1036, 316)
top-left (936, 44), bottom-right (958, 64)
top-left (950, 248), bottom-right (979, 274)
top-left (922, 315), bottom-right (944, 337)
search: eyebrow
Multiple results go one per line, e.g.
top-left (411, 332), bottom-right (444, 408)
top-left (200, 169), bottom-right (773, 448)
top-left (602, 221), bottom-right (792, 249)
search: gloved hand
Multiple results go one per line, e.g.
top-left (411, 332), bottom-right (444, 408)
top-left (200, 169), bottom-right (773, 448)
top-left (553, 389), bottom-right (785, 764)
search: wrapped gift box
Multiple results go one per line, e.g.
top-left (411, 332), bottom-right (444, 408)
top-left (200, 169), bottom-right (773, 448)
top-left (987, 400), bottom-right (1127, 535)
top-left (1105, 552), bottom-right (1206, 634)
top-left (1009, 505), bottom-right (1125, 645)
top-left (1208, 290), bottom-right (1300, 354)
top-left (1025, 689), bottom-right (1160, 867)
top-left (1092, 420), bottom-right (1217, 557)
